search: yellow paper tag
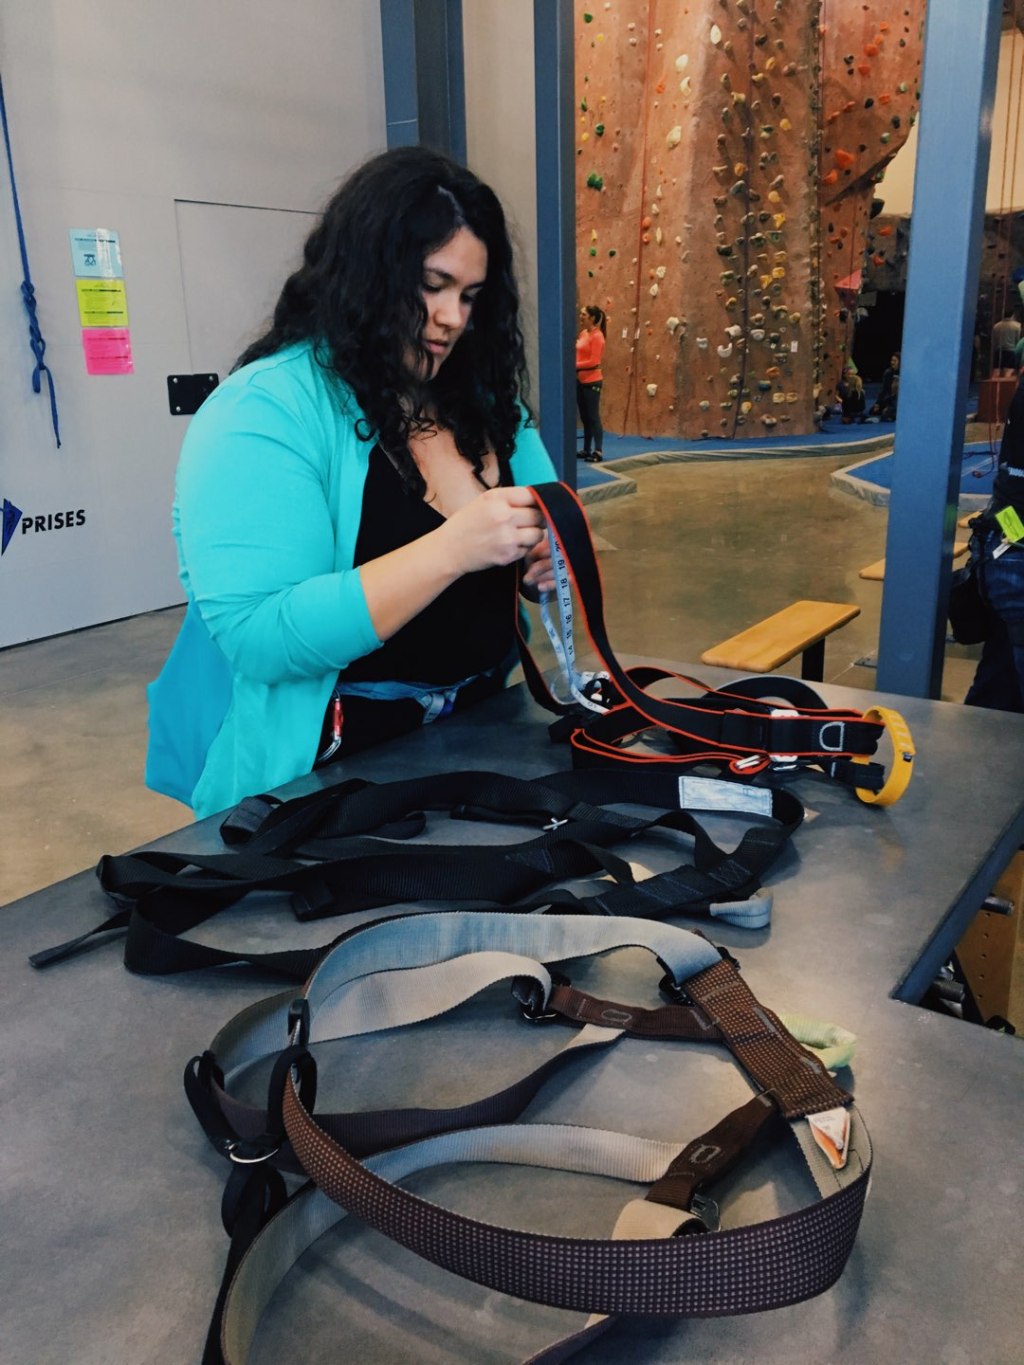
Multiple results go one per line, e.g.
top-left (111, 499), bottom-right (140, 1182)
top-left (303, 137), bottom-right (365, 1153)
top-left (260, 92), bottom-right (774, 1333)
top-left (995, 505), bottom-right (1024, 542)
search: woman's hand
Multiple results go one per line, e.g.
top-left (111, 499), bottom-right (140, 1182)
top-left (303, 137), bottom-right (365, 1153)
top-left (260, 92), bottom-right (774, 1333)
top-left (521, 536), bottom-right (555, 594)
top-left (437, 486), bottom-right (547, 576)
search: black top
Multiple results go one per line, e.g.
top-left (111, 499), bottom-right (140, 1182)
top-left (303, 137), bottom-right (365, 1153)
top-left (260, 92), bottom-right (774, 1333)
top-left (994, 381), bottom-right (1024, 514)
top-left (337, 445), bottom-right (517, 687)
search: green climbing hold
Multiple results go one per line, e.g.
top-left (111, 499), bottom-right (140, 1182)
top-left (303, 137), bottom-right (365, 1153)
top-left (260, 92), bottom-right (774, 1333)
top-left (586, 172), bottom-right (604, 190)
top-left (583, 12), bottom-right (593, 22)
top-left (589, 247), bottom-right (597, 257)
top-left (580, 99), bottom-right (588, 112)
top-left (608, 248), bottom-right (617, 257)
top-left (595, 123), bottom-right (605, 136)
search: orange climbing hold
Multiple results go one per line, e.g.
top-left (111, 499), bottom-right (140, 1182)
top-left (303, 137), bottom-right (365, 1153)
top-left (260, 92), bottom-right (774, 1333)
top-left (834, 149), bottom-right (856, 169)
top-left (655, 78), bottom-right (666, 94)
top-left (865, 44), bottom-right (879, 57)
top-left (821, 169), bottom-right (839, 186)
top-left (878, 224), bottom-right (893, 236)
top-left (857, 63), bottom-right (871, 75)
top-left (872, 253), bottom-right (886, 265)
top-left (879, 93), bottom-right (892, 104)
top-left (641, 215), bottom-right (653, 229)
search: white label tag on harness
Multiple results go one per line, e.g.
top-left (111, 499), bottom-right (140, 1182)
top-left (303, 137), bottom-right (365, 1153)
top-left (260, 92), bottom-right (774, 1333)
top-left (807, 1106), bottom-right (851, 1170)
top-left (678, 777), bottom-right (774, 816)
top-left (539, 529), bottom-right (609, 713)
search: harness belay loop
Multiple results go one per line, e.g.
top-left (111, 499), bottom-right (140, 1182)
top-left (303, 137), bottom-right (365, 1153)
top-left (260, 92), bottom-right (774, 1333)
top-left (521, 482), bottom-right (914, 806)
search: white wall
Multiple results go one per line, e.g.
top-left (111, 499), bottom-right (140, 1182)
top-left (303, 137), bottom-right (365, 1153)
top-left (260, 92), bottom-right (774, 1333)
top-left (463, 1), bottom-right (540, 390)
top-left (0, 1), bottom-right (386, 646)
top-left (880, 27), bottom-right (1024, 216)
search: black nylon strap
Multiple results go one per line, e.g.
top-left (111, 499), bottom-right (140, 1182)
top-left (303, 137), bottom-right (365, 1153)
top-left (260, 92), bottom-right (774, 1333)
top-left (32, 768), bottom-right (801, 977)
top-left (524, 481), bottom-right (884, 773)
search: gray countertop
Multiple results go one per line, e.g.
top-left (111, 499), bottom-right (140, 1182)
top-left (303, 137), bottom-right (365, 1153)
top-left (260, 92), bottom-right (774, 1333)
top-left (4, 675), bottom-right (1024, 1364)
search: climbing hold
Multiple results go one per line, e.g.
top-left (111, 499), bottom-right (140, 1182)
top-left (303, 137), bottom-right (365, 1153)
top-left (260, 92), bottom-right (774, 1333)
top-left (857, 63), bottom-right (871, 76)
top-left (865, 43), bottom-right (879, 58)
top-left (710, 24), bottom-right (722, 45)
top-left (608, 249), bottom-right (617, 257)
top-left (717, 343), bottom-right (733, 359)
top-left (696, 337), bottom-right (709, 349)
top-left (583, 11), bottom-right (593, 21)
top-left (667, 125), bottom-right (682, 149)
top-left (725, 324), bottom-right (743, 338)
top-left (880, 132), bottom-right (891, 144)
top-left (821, 169), bottom-right (839, 186)
top-left (595, 123), bottom-right (605, 136)
top-left (655, 265), bottom-right (666, 279)
top-left (646, 383), bottom-right (658, 397)
top-left (586, 172), bottom-right (604, 190)
top-left (834, 149), bottom-right (855, 169)
top-left (649, 284), bottom-right (659, 297)
top-left (641, 215), bottom-right (653, 230)
top-left (751, 330), bottom-right (766, 342)
top-left (788, 312), bottom-right (801, 325)
top-left (666, 315), bottom-right (680, 331)
top-left (733, 161), bottom-right (748, 176)
top-left (699, 399), bottom-right (710, 410)
top-left (675, 53), bottom-right (689, 72)
top-left (773, 213), bottom-right (786, 228)
top-left (878, 225), bottom-right (893, 237)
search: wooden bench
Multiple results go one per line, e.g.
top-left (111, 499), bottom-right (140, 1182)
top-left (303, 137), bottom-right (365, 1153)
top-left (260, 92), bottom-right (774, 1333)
top-left (859, 540), bottom-right (969, 581)
top-left (700, 599), bottom-right (860, 681)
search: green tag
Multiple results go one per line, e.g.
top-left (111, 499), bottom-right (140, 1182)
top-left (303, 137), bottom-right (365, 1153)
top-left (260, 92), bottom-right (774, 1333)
top-left (995, 505), bottom-right (1024, 542)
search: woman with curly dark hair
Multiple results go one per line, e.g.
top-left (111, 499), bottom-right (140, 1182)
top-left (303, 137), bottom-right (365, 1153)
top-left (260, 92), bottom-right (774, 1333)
top-left (147, 147), bottom-right (556, 818)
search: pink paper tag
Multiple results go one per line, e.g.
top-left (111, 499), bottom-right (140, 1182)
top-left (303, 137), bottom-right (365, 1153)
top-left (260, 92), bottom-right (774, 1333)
top-left (82, 327), bottom-right (134, 375)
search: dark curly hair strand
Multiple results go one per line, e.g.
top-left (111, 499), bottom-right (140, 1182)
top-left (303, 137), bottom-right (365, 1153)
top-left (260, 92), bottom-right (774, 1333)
top-left (234, 146), bottom-right (532, 496)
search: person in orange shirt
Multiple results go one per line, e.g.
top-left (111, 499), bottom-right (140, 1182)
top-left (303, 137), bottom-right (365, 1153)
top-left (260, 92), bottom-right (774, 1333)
top-left (575, 305), bottom-right (606, 462)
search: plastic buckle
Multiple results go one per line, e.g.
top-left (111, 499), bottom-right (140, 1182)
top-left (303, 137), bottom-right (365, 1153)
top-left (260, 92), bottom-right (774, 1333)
top-left (543, 816), bottom-right (569, 832)
top-left (287, 997), bottom-right (311, 1048)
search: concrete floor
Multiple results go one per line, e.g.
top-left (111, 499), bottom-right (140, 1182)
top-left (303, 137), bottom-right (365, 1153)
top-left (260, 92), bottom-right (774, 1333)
top-left (0, 451), bottom-right (983, 906)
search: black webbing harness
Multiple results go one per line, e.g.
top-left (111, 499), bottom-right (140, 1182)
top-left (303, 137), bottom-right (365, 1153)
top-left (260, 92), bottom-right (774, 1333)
top-left (30, 767), bottom-right (803, 977)
top-left (519, 482), bottom-right (915, 804)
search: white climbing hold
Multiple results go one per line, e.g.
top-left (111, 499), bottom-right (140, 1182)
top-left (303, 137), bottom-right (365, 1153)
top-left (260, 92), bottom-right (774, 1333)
top-left (655, 227), bottom-right (663, 245)
top-left (666, 315), bottom-right (680, 331)
top-left (710, 24), bottom-right (722, 45)
top-left (680, 76), bottom-right (692, 99)
top-left (649, 283), bottom-right (659, 297)
top-left (696, 336), bottom-right (709, 349)
top-left (717, 343), bottom-right (733, 358)
top-left (646, 383), bottom-right (658, 396)
top-left (725, 324), bottom-right (742, 338)
top-left (667, 125), bottom-right (682, 149)
top-left (675, 53), bottom-right (689, 72)
top-left (655, 265), bottom-right (667, 279)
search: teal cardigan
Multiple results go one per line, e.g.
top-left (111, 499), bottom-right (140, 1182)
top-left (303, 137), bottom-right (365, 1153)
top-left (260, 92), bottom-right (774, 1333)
top-left (146, 343), bottom-right (557, 818)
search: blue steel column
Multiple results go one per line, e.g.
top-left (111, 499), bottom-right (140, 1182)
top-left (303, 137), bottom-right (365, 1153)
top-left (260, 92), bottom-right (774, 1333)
top-left (533, 0), bottom-right (577, 483)
top-left (876, 0), bottom-right (1003, 697)
top-left (380, 0), bottom-right (466, 158)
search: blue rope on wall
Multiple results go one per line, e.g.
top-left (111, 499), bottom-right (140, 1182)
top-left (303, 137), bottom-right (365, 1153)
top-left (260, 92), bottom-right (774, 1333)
top-left (0, 69), bottom-right (61, 448)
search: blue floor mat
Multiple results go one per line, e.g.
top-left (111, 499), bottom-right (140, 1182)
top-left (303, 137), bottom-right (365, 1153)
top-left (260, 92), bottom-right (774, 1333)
top-left (841, 442), bottom-right (999, 497)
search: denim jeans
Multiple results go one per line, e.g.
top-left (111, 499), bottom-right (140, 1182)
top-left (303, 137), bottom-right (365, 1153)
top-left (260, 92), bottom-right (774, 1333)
top-left (964, 526), bottom-right (1024, 713)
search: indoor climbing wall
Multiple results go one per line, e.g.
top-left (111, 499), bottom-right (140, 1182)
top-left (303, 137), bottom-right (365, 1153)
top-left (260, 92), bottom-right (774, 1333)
top-left (575, 1), bottom-right (925, 439)
top-left (818, 3), bottom-right (925, 390)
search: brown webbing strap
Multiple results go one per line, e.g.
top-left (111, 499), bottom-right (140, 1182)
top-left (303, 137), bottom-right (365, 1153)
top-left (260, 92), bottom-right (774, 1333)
top-left (282, 1079), bottom-right (869, 1318)
top-left (644, 1092), bottom-right (778, 1215)
top-left (544, 984), bottom-right (722, 1041)
top-left (683, 957), bottom-right (850, 1118)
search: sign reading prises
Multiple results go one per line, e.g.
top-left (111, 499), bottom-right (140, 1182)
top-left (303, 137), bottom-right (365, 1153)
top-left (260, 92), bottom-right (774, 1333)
top-left (1, 497), bottom-right (87, 560)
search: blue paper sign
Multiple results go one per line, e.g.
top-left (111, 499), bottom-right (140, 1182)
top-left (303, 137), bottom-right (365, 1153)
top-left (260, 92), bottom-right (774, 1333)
top-left (69, 228), bottom-right (124, 279)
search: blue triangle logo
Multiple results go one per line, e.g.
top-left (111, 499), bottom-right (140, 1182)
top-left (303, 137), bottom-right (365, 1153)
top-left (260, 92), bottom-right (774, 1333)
top-left (2, 498), bottom-right (23, 555)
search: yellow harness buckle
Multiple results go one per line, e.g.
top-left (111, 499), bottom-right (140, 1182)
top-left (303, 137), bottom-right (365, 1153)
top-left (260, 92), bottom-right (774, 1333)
top-left (853, 706), bottom-right (915, 806)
